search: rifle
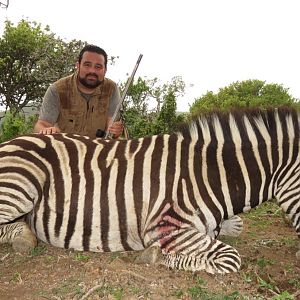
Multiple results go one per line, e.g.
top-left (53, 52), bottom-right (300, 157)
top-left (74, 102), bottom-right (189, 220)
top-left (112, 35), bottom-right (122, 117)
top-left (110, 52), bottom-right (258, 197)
top-left (96, 54), bottom-right (143, 139)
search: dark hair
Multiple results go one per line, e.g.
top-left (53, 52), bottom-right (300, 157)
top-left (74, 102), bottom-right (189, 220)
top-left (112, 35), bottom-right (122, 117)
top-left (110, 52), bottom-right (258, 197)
top-left (78, 44), bottom-right (108, 68)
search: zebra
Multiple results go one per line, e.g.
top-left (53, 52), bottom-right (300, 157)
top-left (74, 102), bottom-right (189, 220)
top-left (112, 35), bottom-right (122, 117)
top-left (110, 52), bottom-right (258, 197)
top-left (0, 106), bottom-right (299, 274)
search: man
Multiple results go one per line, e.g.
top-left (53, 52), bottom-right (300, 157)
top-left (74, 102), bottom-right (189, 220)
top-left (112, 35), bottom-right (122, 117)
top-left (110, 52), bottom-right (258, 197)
top-left (34, 44), bottom-right (123, 138)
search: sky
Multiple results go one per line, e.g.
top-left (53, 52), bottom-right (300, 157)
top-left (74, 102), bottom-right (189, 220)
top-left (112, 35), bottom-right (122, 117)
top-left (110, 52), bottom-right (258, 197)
top-left (0, 0), bottom-right (299, 112)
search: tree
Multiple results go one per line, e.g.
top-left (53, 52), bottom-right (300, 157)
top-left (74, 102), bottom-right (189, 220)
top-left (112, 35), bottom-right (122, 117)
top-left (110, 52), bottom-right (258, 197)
top-left (0, 19), bottom-right (86, 114)
top-left (152, 83), bottom-right (186, 135)
top-left (189, 79), bottom-right (299, 115)
top-left (122, 76), bottom-right (186, 138)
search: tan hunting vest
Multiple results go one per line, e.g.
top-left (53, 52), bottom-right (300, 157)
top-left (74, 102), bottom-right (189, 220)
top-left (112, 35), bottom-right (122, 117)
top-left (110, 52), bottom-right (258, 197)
top-left (54, 73), bottom-right (116, 138)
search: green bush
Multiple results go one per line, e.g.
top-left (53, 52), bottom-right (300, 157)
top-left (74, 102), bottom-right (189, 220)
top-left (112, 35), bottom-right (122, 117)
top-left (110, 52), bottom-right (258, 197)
top-left (190, 79), bottom-right (299, 115)
top-left (0, 111), bottom-right (37, 142)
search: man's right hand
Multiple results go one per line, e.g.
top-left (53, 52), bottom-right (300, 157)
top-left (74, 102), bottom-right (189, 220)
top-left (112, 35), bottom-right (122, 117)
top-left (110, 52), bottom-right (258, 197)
top-left (34, 119), bottom-right (61, 135)
top-left (38, 127), bottom-right (61, 135)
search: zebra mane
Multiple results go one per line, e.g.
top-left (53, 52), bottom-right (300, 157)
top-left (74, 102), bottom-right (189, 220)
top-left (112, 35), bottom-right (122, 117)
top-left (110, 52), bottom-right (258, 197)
top-left (176, 105), bottom-right (299, 140)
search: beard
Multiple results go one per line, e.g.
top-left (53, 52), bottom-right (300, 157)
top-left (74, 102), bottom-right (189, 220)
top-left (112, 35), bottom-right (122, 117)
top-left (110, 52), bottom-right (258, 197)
top-left (78, 73), bottom-right (102, 89)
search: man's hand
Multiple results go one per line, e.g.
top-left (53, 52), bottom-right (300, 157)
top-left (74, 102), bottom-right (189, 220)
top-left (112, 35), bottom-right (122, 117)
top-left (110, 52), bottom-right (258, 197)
top-left (34, 119), bottom-right (61, 135)
top-left (38, 127), bottom-right (61, 135)
top-left (108, 121), bottom-right (123, 139)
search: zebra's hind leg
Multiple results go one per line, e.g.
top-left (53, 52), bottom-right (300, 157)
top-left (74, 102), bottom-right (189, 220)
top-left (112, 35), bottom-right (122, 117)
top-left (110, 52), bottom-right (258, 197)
top-left (162, 228), bottom-right (241, 274)
top-left (0, 222), bottom-right (37, 252)
top-left (219, 215), bottom-right (244, 237)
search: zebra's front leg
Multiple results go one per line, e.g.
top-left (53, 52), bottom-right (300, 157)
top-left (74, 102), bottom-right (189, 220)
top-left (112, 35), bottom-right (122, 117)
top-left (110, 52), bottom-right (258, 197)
top-left (219, 215), bottom-right (244, 237)
top-left (0, 222), bottom-right (37, 252)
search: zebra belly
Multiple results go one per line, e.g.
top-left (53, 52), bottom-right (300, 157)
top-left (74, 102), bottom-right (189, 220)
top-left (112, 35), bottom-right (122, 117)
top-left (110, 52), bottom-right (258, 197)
top-left (28, 211), bottom-right (144, 252)
top-left (32, 223), bottom-right (145, 252)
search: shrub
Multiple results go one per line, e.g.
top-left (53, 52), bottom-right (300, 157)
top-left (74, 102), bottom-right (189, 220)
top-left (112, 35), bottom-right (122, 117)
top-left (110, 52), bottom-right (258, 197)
top-left (0, 110), bottom-right (37, 142)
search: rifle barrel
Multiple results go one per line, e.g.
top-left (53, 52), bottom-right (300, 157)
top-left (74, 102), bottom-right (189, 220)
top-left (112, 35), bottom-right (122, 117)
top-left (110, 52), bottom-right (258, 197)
top-left (105, 54), bottom-right (143, 139)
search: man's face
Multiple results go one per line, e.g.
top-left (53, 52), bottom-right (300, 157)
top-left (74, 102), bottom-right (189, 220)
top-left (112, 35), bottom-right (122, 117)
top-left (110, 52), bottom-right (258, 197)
top-left (77, 51), bottom-right (106, 89)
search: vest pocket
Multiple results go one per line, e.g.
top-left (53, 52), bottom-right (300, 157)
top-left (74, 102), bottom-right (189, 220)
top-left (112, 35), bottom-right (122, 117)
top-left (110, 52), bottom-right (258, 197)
top-left (97, 101), bottom-right (108, 113)
top-left (59, 110), bottom-right (84, 134)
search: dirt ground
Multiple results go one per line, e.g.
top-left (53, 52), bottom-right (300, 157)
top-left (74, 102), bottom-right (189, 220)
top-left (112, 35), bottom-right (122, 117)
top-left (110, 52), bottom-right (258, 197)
top-left (0, 202), bottom-right (300, 300)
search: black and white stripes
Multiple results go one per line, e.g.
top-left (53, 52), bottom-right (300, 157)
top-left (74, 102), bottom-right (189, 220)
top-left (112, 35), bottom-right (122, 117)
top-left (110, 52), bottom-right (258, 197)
top-left (0, 107), bottom-right (299, 274)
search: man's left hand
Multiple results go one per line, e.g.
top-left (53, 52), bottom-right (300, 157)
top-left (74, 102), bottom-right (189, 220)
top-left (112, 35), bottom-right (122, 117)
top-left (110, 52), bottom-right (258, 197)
top-left (108, 121), bottom-right (123, 139)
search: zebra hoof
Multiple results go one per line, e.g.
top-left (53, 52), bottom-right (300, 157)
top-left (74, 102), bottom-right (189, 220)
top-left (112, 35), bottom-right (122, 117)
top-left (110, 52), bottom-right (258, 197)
top-left (219, 216), bottom-right (243, 237)
top-left (12, 228), bottom-right (37, 253)
top-left (135, 245), bottom-right (163, 265)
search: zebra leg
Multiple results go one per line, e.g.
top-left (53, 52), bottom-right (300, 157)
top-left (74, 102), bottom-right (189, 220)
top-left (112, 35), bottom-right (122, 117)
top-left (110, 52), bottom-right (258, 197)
top-left (0, 222), bottom-right (37, 252)
top-left (0, 192), bottom-right (37, 252)
top-left (219, 215), bottom-right (244, 237)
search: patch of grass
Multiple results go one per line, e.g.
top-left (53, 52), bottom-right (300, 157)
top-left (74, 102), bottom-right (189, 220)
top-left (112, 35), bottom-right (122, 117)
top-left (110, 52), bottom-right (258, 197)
top-left (218, 235), bottom-right (242, 247)
top-left (288, 278), bottom-right (300, 289)
top-left (256, 257), bottom-right (275, 269)
top-left (254, 237), bottom-right (297, 248)
top-left (111, 287), bottom-right (124, 300)
top-left (109, 251), bottom-right (121, 262)
top-left (272, 291), bottom-right (294, 300)
top-left (129, 286), bottom-right (150, 297)
top-left (30, 245), bottom-right (46, 257)
top-left (50, 277), bottom-right (83, 297)
top-left (188, 277), bottom-right (206, 299)
top-left (74, 252), bottom-right (90, 262)
top-left (255, 275), bottom-right (294, 298)
top-left (279, 236), bottom-right (298, 247)
top-left (187, 277), bottom-right (243, 300)
top-left (241, 271), bottom-right (253, 283)
top-left (255, 239), bottom-right (277, 247)
top-left (171, 288), bottom-right (185, 298)
top-left (94, 284), bottom-right (124, 300)
top-left (244, 201), bottom-right (282, 222)
top-left (222, 291), bottom-right (243, 300)
top-left (11, 272), bottom-right (22, 284)
top-left (248, 218), bottom-right (274, 230)
top-left (247, 231), bottom-right (259, 239)
top-left (257, 276), bottom-right (279, 293)
top-left (45, 255), bottom-right (56, 263)
top-left (283, 263), bottom-right (294, 273)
